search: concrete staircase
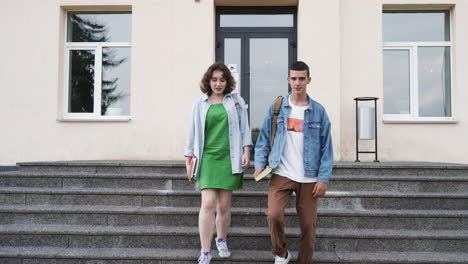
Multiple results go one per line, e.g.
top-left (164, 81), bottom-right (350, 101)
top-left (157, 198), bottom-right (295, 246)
top-left (0, 161), bottom-right (467, 263)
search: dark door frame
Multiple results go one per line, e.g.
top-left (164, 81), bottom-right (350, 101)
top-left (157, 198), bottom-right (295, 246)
top-left (215, 6), bottom-right (298, 104)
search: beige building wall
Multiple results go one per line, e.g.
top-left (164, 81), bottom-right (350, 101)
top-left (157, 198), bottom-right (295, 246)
top-left (1, 0), bottom-right (467, 164)
top-left (340, 0), bottom-right (383, 161)
top-left (297, 0), bottom-right (342, 161)
top-left (1, 0), bottom-right (215, 164)
top-left (340, 0), bottom-right (468, 162)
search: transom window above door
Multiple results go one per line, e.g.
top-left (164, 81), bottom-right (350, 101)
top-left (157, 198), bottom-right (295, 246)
top-left (220, 14), bottom-right (294, 27)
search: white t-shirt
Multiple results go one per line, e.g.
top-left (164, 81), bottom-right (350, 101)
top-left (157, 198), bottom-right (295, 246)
top-left (275, 97), bottom-right (317, 183)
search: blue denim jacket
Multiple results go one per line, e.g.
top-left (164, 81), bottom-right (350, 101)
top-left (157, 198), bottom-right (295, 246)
top-left (185, 93), bottom-right (253, 179)
top-left (254, 95), bottom-right (333, 183)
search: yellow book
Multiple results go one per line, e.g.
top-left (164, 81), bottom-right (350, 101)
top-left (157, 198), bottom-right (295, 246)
top-left (254, 166), bottom-right (273, 181)
top-left (188, 156), bottom-right (198, 182)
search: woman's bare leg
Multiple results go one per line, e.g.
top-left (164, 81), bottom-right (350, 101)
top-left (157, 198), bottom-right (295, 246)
top-left (199, 188), bottom-right (218, 251)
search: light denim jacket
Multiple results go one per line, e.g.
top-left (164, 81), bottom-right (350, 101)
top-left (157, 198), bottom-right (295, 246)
top-left (185, 93), bottom-right (253, 179)
top-left (254, 95), bottom-right (334, 183)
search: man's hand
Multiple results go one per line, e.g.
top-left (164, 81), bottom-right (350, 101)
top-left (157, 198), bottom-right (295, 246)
top-left (253, 168), bottom-right (264, 177)
top-left (312, 182), bottom-right (328, 198)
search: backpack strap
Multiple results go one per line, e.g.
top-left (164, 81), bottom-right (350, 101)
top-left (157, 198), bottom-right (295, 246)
top-left (270, 96), bottom-right (284, 148)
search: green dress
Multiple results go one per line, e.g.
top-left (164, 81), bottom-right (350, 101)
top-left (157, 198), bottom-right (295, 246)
top-left (198, 104), bottom-right (243, 190)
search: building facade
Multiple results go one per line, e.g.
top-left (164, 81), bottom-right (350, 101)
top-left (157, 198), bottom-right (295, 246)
top-left (1, 0), bottom-right (467, 165)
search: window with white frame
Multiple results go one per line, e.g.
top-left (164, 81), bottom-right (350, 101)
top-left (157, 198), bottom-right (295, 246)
top-left (383, 10), bottom-right (452, 121)
top-left (65, 11), bottom-right (131, 120)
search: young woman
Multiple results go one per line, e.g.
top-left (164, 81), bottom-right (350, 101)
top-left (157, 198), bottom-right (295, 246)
top-left (185, 62), bottom-right (252, 264)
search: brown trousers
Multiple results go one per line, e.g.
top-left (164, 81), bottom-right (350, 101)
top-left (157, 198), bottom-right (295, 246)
top-left (267, 174), bottom-right (318, 264)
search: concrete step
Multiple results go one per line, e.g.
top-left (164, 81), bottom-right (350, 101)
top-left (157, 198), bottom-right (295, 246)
top-left (1, 171), bottom-right (468, 193)
top-left (0, 224), bottom-right (467, 252)
top-left (16, 161), bottom-right (187, 174)
top-left (1, 205), bottom-right (466, 231)
top-left (2, 161), bottom-right (467, 263)
top-left (15, 161), bottom-right (468, 176)
top-left (0, 247), bottom-right (336, 264)
top-left (1, 187), bottom-right (467, 210)
top-left (0, 166), bottom-right (17, 172)
top-left (3, 247), bottom-right (466, 264)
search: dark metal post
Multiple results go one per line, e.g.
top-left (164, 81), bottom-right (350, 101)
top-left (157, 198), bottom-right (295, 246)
top-left (374, 99), bottom-right (379, 162)
top-left (355, 100), bottom-right (359, 162)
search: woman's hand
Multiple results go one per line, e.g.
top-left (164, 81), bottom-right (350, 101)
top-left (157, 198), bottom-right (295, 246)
top-left (185, 156), bottom-right (193, 179)
top-left (241, 147), bottom-right (250, 168)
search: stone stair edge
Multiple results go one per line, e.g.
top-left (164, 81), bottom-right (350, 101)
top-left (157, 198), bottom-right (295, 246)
top-left (2, 171), bottom-right (468, 181)
top-left (0, 247), bottom-right (329, 262)
top-left (1, 224), bottom-right (467, 239)
top-left (2, 205), bottom-right (466, 217)
top-left (1, 187), bottom-right (467, 198)
top-left (16, 160), bottom-right (468, 169)
top-left (16, 160), bottom-right (185, 168)
top-left (1, 247), bottom-right (467, 263)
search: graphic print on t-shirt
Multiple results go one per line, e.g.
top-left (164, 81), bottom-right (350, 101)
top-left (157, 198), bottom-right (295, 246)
top-left (274, 97), bottom-right (316, 183)
top-left (287, 118), bottom-right (304, 133)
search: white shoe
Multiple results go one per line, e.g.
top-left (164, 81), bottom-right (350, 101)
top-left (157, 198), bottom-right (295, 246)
top-left (215, 237), bottom-right (231, 258)
top-left (274, 250), bottom-right (291, 264)
top-left (198, 250), bottom-right (212, 264)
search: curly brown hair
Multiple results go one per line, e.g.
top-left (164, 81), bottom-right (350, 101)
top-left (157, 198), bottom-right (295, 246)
top-left (200, 62), bottom-right (236, 96)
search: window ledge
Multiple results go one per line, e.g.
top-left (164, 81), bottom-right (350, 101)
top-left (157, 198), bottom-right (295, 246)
top-left (383, 119), bottom-right (457, 124)
top-left (58, 116), bottom-right (131, 122)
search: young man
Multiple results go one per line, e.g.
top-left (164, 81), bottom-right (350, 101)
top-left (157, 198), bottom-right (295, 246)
top-left (254, 61), bottom-right (333, 264)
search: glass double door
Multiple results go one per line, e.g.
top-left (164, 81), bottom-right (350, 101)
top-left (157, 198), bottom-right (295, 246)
top-left (217, 32), bottom-right (296, 144)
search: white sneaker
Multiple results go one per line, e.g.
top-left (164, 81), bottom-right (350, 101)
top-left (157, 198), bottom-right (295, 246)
top-left (198, 250), bottom-right (212, 264)
top-left (215, 237), bottom-right (231, 258)
top-left (274, 250), bottom-right (291, 264)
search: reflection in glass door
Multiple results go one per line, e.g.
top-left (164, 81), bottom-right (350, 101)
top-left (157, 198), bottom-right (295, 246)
top-left (249, 38), bottom-right (289, 132)
top-left (224, 38), bottom-right (243, 94)
top-left (220, 33), bottom-right (294, 147)
top-left (216, 7), bottom-right (297, 155)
